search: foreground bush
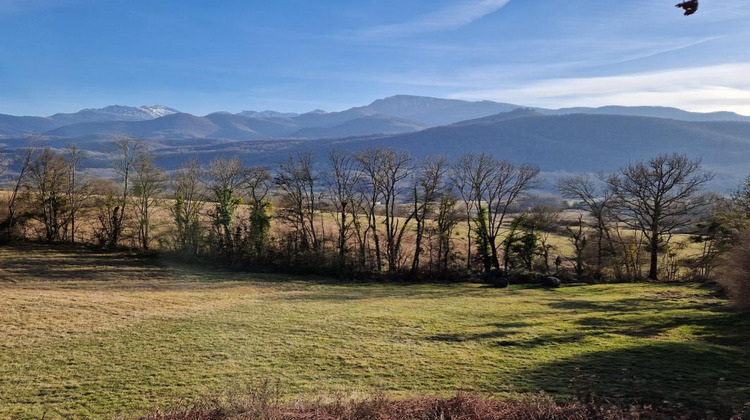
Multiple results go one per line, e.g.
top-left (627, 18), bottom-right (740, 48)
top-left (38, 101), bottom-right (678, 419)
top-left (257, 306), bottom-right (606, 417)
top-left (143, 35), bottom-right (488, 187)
top-left (136, 392), bottom-right (730, 420)
top-left (714, 230), bottom-right (750, 311)
top-left (481, 269), bottom-right (567, 288)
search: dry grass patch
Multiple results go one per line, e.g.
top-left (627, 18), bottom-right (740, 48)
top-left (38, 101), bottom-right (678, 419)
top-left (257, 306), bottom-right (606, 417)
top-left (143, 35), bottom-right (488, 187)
top-left (0, 244), bottom-right (278, 346)
top-left (0, 243), bottom-right (748, 419)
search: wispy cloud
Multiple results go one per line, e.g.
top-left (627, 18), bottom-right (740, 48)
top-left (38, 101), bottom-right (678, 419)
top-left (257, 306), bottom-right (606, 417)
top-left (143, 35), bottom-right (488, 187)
top-left (298, 36), bottom-right (719, 90)
top-left (361, 0), bottom-right (512, 39)
top-left (449, 63), bottom-right (750, 114)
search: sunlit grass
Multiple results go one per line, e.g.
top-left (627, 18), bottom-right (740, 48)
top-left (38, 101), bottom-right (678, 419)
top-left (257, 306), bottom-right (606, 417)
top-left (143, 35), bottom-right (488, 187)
top-left (0, 244), bottom-right (748, 419)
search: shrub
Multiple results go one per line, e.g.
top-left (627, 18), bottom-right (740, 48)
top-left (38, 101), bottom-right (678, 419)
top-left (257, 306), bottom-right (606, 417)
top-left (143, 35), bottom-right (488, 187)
top-left (480, 270), bottom-right (509, 288)
top-left (714, 230), bottom-right (750, 311)
top-left (135, 390), bottom-right (722, 420)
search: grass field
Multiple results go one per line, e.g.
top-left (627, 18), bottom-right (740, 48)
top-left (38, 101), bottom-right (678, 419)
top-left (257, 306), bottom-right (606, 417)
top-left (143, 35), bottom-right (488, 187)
top-left (1, 244), bottom-right (748, 419)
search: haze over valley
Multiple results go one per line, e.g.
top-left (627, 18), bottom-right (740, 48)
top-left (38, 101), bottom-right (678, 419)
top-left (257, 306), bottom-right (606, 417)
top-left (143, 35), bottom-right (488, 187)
top-left (3, 94), bottom-right (750, 190)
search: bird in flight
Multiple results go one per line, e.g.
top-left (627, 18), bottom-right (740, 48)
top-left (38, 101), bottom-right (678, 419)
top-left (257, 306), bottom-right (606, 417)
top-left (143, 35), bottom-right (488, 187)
top-left (675, 0), bottom-right (699, 15)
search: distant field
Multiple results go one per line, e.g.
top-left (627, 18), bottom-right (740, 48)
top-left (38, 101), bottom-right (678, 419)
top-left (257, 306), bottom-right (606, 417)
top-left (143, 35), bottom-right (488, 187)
top-left (0, 244), bottom-right (748, 419)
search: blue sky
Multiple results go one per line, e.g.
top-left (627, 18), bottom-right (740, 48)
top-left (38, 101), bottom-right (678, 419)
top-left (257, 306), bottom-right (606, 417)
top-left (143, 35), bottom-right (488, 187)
top-left (2, 0), bottom-right (750, 116)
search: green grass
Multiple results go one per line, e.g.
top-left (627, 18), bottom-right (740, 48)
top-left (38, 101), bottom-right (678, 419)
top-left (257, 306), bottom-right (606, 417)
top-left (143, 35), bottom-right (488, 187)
top-left (0, 244), bottom-right (748, 419)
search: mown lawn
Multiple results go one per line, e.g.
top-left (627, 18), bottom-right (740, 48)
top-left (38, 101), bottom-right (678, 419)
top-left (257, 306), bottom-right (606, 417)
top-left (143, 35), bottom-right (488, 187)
top-left (0, 244), bottom-right (748, 419)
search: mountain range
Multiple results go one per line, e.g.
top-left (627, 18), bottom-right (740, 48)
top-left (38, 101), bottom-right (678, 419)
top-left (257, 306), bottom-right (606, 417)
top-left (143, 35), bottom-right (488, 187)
top-left (2, 95), bottom-right (750, 190)
top-left (4, 95), bottom-right (750, 140)
top-left (0, 105), bottom-right (179, 135)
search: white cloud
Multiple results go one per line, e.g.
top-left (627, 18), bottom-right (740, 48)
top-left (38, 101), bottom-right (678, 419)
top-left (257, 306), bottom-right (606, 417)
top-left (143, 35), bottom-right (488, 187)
top-left (361, 0), bottom-right (512, 38)
top-left (449, 63), bottom-right (750, 114)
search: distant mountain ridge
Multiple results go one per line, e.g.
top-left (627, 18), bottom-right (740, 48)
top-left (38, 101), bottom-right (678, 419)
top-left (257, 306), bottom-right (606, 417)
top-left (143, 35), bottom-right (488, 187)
top-left (4, 105), bottom-right (750, 190)
top-left (366, 95), bottom-right (521, 125)
top-left (45, 112), bottom-right (300, 140)
top-left (292, 115), bottom-right (426, 138)
top-left (0, 105), bottom-right (179, 135)
top-left (239, 110), bottom-right (299, 118)
top-left (540, 105), bottom-right (750, 122)
top-left (3, 95), bottom-right (750, 139)
top-left (134, 110), bottom-right (749, 189)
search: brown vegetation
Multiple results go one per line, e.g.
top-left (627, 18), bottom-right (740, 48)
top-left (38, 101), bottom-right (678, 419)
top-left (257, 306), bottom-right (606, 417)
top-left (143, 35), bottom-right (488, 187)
top-left (137, 391), bottom-right (724, 420)
top-left (714, 230), bottom-right (750, 311)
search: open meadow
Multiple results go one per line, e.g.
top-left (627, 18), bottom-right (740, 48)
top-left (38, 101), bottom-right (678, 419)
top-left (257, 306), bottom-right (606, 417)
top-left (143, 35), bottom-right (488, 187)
top-left (0, 243), bottom-right (748, 419)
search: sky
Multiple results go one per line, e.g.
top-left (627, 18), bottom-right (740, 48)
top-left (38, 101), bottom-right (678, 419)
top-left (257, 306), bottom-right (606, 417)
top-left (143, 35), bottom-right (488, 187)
top-left (2, 0), bottom-right (750, 116)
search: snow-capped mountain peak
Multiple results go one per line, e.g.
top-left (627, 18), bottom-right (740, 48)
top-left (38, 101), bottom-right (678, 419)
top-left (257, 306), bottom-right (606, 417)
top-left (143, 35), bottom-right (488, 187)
top-left (138, 105), bottom-right (178, 118)
top-left (97, 105), bottom-right (177, 119)
top-left (48, 105), bottom-right (179, 124)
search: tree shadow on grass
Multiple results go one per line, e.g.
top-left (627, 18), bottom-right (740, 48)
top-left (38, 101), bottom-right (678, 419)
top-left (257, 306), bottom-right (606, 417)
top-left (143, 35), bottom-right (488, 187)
top-left (427, 294), bottom-right (749, 349)
top-left (276, 283), bottom-right (507, 303)
top-left (547, 297), bottom-right (717, 313)
top-left (0, 243), bottom-right (172, 283)
top-left (574, 309), bottom-right (750, 346)
top-left (428, 325), bottom-right (593, 348)
top-left (522, 341), bottom-right (750, 415)
top-left (429, 322), bottom-right (531, 342)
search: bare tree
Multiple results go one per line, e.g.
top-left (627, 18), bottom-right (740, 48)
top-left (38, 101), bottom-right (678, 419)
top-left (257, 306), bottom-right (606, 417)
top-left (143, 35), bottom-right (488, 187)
top-left (244, 165), bottom-right (273, 256)
top-left (65, 145), bottom-right (91, 243)
top-left (557, 174), bottom-right (615, 274)
top-left (108, 136), bottom-right (145, 248)
top-left (606, 154), bottom-right (713, 280)
top-left (381, 150), bottom-right (415, 272)
top-left (451, 155), bottom-right (482, 270)
top-left (205, 156), bottom-right (246, 257)
top-left (245, 166), bottom-right (272, 204)
top-left (456, 154), bottom-right (539, 271)
top-left (0, 156), bottom-right (8, 178)
top-left (275, 152), bottom-right (321, 252)
top-left (28, 148), bottom-right (71, 242)
top-left (729, 175), bottom-right (750, 218)
top-left (0, 156), bottom-right (8, 231)
top-left (347, 178), bottom-right (370, 270)
top-left (171, 158), bottom-right (205, 255)
top-left (525, 204), bottom-right (561, 273)
top-left (326, 150), bottom-right (360, 264)
top-left (410, 156), bottom-right (448, 276)
top-left (91, 179), bottom-right (122, 247)
top-left (362, 149), bottom-right (415, 272)
top-left (432, 193), bottom-right (461, 272)
top-left (355, 148), bottom-right (385, 271)
top-left (354, 148), bottom-right (416, 272)
top-left (566, 215), bottom-right (588, 277)
top-left (130, 148), bottom-right (166, 249)
top-left (4, 142), bottom-right (37, 236)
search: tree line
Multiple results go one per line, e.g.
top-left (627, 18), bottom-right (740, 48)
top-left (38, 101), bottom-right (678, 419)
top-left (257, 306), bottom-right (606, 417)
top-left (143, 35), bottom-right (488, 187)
top-left (3, 137), bottom-right (750, 297)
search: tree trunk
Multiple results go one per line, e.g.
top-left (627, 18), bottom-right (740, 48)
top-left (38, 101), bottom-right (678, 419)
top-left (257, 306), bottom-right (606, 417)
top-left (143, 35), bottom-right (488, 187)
top-left (338, 204), bottom-right (347, 264)
top-left (371, 213), bottom-right (382, 272)
top-left (489, 238), bottom-right (500, 270)
top-left (70, 168), bottom-right (76, 244)
top-left (465, 214), bottom-right (472, 270)
top-left (411, 219), bottom-right (424, 275)
top-left (649, 234), bottom-right (659, 280)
